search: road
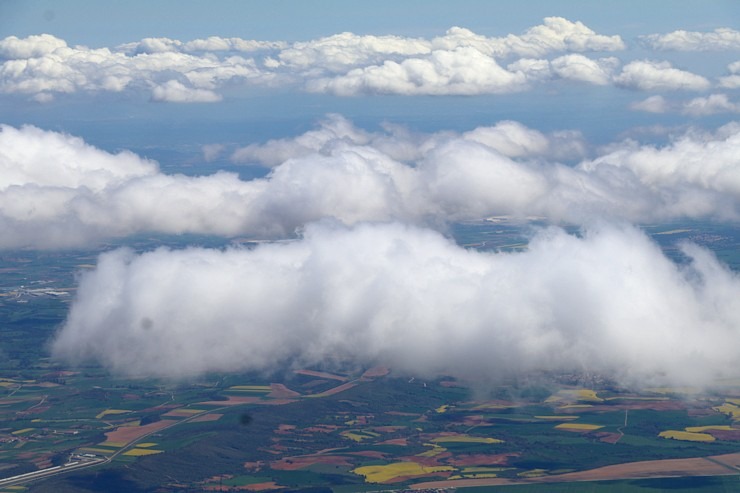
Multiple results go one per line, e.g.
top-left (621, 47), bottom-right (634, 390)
top-left (0, 456), bottom-right (106, 488)
top-left (0, 379), bottom-right (361, 488)
top-left (0, 402), bottom-right (241, 488)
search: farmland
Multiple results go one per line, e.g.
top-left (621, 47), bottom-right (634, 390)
top-left (3, 361), bottom-right (740, 492)
top-left (1, 222), bottom-right (740, 491)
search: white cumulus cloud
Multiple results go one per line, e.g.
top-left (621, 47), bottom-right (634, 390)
top-left (52, 221), bottom-right (740, 387)
top-left (0, 18), bottom-right (633, 101)
top-left (630, 95), bottom-right (671, 113)
top-left (150, 80), bottom-right (222, 102)
top-left (549, 54), bottom-right (619, 85)
top-left (305, 47), bottom-right (529, 96)
top-left (719, 61), bottom-right (740, 89)
top-left (641, 28), bottom-right (740, 51)
top-left (615, 60), bottom-right (711, 91)
top-left (3, 119), bottom-right (740, 249)
top-left (682, 93), bottom-right (740, 115)
top-left (232, 114), bottom-right (586, 166)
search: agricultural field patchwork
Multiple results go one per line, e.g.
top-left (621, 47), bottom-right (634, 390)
top-left (2, 224), bottom-right (740, 492)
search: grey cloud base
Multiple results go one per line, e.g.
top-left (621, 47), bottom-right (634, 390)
top-left (51, 222), bottom-right (740, 387)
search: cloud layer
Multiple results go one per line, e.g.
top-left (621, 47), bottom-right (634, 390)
top-left (641, 28), bottom-right (740, 51)
top-left (2, 18), bottom-right (731, 100)
top-left (3, 117), bottom-right (740, 248)
top-left (52, 221), bottom-right (740, 386)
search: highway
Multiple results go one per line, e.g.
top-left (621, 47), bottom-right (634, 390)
top-left (0, 402), bottom-right (241, 488)
top-left (0, 455), bottom-right (107, 488)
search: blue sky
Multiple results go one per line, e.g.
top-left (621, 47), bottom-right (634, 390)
top-left (2, 0), bottom-right (738, 44)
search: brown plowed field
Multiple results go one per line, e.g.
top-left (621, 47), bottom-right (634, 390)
top-left (446, 453), bottom-right (519, 467)
top-left (189, 413), bottom-right (223, 423)
top-left (361, 367), bottom-right (390, 378)
top-left (197, 396), bottom-right (262, 406)
top-left (270, 454), bottom-right (352, 470)
top-left (242, 481), bottom-right (282, 491)
top-left (268, 383), bottom-right (301, 398)
top-left (379, 438), bottom-right (408, 446)
top-left (708, 430), bottom-right (740, 440)
top-left (103, 419), bottom-right (176, 444)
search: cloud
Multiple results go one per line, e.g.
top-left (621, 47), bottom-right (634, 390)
top-left (4, 22), bottom-right (728, 99)
top-left (641, 28), bottom-right (740, 51)
top-left (0, 124), bottom-right (157, 190)
top-left (461, 120), bottom-right (587, 160)
top-left (682, 93), bottom-right (740, 115)
top-left (0, 124), bottom-right (263, 247)
top-left (630, 95), bottom-right (670, 113)
top-left (615, 60), bottom-right (711, 91)
top-left (0, 34), bottom-right (68, 59)
top-left (202, 143), bottom-right (226, 162)
top-left (630, 93), bottom-right (740, 115)
top-left (52, 221), bottom-right (740, 387)
top-left (274, 31), bottom-right (432, 72)
top-left (580, 123), bottom-right (740, 218)
top-left (0, 34), bottom-right (272, 102)
top-left (117, 36), bottom-right (286, 55)
top-left (276, 17), bottom-right (624, 72)
top-left (718, 61), bottom-right (740, 89)
top-left (549, 54), bottom-right (619, 85)
top-left (150, 80), bottom-right (222, 103)
top-left (305, 47), bottom-right (530, 96)
top-left (232, 114), bottom-right (586, 166)
top-left (428, 17), bottom-right (625, 58)
top-left (231, 113), bottom-right (375, 166)
top-left (0, 18), bottom-right (631, 100)
top-left (3, 118), bottom-right (740, 249)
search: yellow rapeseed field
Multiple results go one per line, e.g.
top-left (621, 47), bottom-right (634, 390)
top-left (518, 469), bottom-right (547, 478)
top-left (417, 445), bottom-right (447, 457)
top-left (353, 462), bottom-right (454, 483)
top-left (100, 441), bottom-right (126, 448)
top-left (659, 430), bottom-right (715, 442)
top-left (547, 389), bottom-right (602, 403)
top-left (171, 408), bottom-right (204, 414)
top-left (555, 423), bottom-right (603, 431)
top-left (575, 389), bottom-right (603, 402)
top-left (714, 402), bottom-right (740, 420)
top-left (341, 430), bottom-right (377, 442)
top-left (79, 447), bottom-right (117, 455)
top-left (123, 448), bottom-right (164, 456)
